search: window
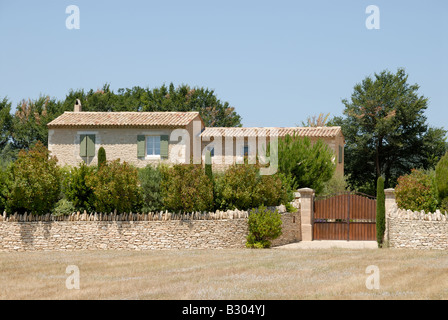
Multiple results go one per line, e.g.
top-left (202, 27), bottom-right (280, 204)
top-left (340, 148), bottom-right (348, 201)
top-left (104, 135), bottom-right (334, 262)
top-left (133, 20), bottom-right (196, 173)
top-left (243, 145), bottom-right (249, 157)
top-left (79, 134), bottom-right (95, 158)
top-left (146, 136), bottom-right (161, 157)
top-left (137, 135), bottom-right (169, 159)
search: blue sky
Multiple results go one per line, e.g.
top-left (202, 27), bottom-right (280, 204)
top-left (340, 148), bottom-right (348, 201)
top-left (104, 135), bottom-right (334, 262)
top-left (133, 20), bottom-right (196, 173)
top-left (0, 0), bottom-right (447, 128)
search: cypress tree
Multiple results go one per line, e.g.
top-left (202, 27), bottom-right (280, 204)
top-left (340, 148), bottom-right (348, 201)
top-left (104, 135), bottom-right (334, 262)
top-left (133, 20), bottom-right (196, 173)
top-left (205, 150), bottom-right (213, 181)
top-left (376, 176), bottom-right (385, 247)
top-left (435, 151), bottom-right (448, 201)
top-left (98, 147), bottom-right (106, 169)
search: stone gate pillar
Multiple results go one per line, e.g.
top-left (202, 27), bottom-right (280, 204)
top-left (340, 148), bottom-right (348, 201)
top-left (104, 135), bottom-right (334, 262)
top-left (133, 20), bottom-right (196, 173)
top-left (384, 188), bottom-right (396, 243)
top-left (298, 188), bottom-right (314, 241)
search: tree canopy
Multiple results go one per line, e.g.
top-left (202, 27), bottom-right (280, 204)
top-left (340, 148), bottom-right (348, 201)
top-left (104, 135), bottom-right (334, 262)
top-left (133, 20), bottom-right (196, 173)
top-left (60, 83), bottom-right (242, 127)
top-left (331, 68), bottom-right (447, 194)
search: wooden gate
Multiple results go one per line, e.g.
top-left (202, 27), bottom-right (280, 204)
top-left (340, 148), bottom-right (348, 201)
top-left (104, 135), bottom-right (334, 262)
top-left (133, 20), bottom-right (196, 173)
top-left (313, 192), bottom-right (376, 241)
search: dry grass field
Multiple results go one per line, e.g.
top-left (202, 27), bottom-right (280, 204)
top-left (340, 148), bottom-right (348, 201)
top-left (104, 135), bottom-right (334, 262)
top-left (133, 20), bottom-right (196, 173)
top-left (1, 248), bottom-right (448, 300)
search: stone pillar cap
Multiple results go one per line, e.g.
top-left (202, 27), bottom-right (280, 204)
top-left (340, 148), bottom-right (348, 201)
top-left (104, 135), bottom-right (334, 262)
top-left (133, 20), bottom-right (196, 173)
top-left (297, 188), bottom-right (314, 194)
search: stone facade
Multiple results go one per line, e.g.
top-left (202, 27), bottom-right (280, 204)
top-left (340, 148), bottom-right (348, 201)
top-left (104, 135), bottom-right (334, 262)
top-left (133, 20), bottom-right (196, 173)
top-left (48, 123), bottom-right (202, 168)
top-left (201, 135), bottom-right (345, 175)
top-left (0, 210), bottom-right (300, 252)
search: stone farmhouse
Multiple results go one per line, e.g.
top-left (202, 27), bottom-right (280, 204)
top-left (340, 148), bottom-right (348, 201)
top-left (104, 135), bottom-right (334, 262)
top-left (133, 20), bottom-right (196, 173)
top-left (47, 101), bottom-right (345, 175)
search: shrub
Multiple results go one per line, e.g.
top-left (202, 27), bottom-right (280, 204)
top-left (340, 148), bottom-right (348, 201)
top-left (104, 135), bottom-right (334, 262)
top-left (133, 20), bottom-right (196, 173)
top-left (285, 202), bottom-right (297, 213)
top-left (52, 198), bottom-right (76, 216)
top-left (86, 159), bottom-right (141, 213)
top-left (138, 165), bottom-right (163, 212)
top-left (258, 174), bottom-right (289, 207)
top-left (246, 206), bottom-right (282, 248)
top-left (6, 141), bottom-right (61, 215)
top-left (214, 164), bottom-right (262, 210)
top-left (395, 169), bottom-right (438, 212)
top-left (214, 163), bottom-right (288, 210)
top-left (62, 163), bottom-right (96, 212)
top-left (439, 197), bottom-right (448, 213)
top-left (97, 147), bottom-right (106, 169)
top-left (276, 135), bottom-right (335, 194)
top-left (161, 164), bottom-right (213, 212)
top-left (318, 174), bottom-right (350, 197)
top-left (376, 176), bottom-right (385, 247)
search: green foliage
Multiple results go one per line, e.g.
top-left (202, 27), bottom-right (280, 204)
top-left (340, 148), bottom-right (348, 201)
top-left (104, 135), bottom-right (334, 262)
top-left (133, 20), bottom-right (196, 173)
top-left (161, 164), bottom-right (214, 212)
top-left (205, 150), bottom-right (213, 181)
top-left (246, 206), bottom-right (282, 248)
top-left (97, 147), bottom-right (107, 169)
top-left (62, 163), bottom-right (96, 212)
top-left (376, 176), bottom-right (386, 247)
top-left (61, 83), bottom-right (242, 127)
top-left (6, 142), bottom-right (61, 215)
top-left (277, 173), bottom-right (297, 203)
top-left (214, 163), bottom-right (288, 210)
top-left (439, 198), bottom-right (448, 214)
top-left (214, 163), bottom-right (260, 210)
top-left (52, 199), bottom-right (76, 216)
top-left (318, 174), bottom-right (350, 197)
top-left (435, 151), bottom-right (448, 201)
top-left (330, 68), bottom-right (447, 194)
top-left (0, 166), bottom-right (7, 212)
top-left (258, 174), bottom-right (289, 207)
top-left (395, 169), bottom-right (438, 212)
top-left (277, 135), bottom-right (335, 194)
top-left (11, 96), bottom-right (63, 150)
top-left (138, 165), bottom-right (163, 212)
top-left (0, 144), bottom-right (17, 168)
top-left (0, 97), bottom-right (12, 151)
top-left (85, 160), bottom-right (141, 213)
top-left (285, 202), bottom-right (297, 213)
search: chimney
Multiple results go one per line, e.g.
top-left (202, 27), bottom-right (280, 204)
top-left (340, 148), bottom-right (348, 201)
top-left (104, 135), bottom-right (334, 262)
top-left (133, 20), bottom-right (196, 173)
top-left (74, 99), bottom-right (82, 112)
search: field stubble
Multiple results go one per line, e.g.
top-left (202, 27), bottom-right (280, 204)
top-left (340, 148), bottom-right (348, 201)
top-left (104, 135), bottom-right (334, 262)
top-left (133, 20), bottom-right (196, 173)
top-left (1, 248), bottom-right (447, 300)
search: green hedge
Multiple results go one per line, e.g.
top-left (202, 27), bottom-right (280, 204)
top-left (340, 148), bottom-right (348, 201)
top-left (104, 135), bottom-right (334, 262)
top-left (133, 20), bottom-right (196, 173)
top-left (5, 142), bottom-right (61, 215)
top-left (160, 164), bottom-right (214, 212)
top-left (1, 144), bottom-right (295, 215)
top-left (214, 163), bottom-right (288, 210)
top-left (138, 165), bottom-right (163, 212)
top-left (62, 163), bottom-right (96, 212)
top-left (85, 159), bottom-right (141, 214)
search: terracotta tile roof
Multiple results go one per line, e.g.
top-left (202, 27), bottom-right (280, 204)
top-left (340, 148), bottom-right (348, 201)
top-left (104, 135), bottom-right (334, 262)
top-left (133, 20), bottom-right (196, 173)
top-left (200, 126), bottom-right (343, 138)
top-left (47, 111), bottom-right (201, 128)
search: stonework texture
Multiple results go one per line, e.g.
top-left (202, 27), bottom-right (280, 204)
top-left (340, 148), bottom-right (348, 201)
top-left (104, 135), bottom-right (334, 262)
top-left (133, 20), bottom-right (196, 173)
top-left (387, 204), bottom-right (448, 250)
top-left (0, 211), bottom-right (300, 252)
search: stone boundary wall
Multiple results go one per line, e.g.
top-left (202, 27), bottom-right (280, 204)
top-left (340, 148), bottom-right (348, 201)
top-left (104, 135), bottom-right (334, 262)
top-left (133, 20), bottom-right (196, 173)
top-left (0, 208), bottom-right (300, 252)
top-left (387, 204), bottom-right (448, 250)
